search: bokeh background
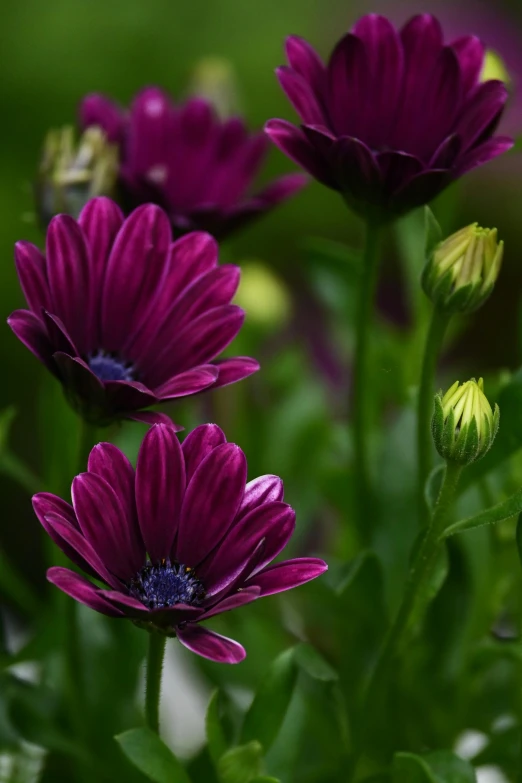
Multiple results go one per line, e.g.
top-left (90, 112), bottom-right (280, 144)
top-left (1, 1), bottom-right (522, 781)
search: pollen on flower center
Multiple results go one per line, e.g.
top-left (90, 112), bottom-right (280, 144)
top-left (129, 560), bottom-right (206, 610)
top-left (87, 350), bottom-right (136, 382)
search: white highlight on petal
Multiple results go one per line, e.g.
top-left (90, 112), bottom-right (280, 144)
top-left (145, 97), bottom-right (165, 117)
top-left (146, 165), bottom-right (168, 185)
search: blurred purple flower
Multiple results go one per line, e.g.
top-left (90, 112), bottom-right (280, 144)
top-left (8, 197), bottom-right (258, 427)
top-left (33, 423), bottom-right (327, 663)
top-left (79, 88), bottom-right (307, 240)
top-left (265, 13), bottom-right (513, 221)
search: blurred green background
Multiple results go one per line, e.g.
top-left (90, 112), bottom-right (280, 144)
top-left (1, 1), bottom-right (522, 779)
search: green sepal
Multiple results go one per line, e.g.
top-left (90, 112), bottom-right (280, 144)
top-left (424, 206), bottom-right (443, 258)
top-left (217, 742), bottom-right (263, 783)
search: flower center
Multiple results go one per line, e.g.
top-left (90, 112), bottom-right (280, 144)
top-left (88, 350), bottom-right (135, 382)
top-left (129, 560), bottom-right (206, 610)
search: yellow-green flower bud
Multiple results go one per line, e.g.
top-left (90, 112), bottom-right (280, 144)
top-left (37, 126), bottom-right (118, 226)
top-left (422, 223), bottom-right (503, 314)
top-left (432, 378), bottom-right (499, 465)
top-left (188, 57), bottom-right (240, 118)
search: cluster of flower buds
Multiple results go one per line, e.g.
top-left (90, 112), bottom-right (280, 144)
top-left (422, 223), bottom-right (503, 315)
top-left (37, 125), bottom-right (118, 226)
top-left (432, 378), bottom-right (499, 466)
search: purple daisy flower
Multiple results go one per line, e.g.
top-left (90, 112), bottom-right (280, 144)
top-left (265, 13), bottom-right (513, 221)
top-left (33, 423), bottom-right (327, 663)
top-left (7, 197), bottom-right (258, 427)
top-left (79, 87), bottom-right (308, 239)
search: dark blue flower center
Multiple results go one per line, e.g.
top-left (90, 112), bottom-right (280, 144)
top-left (129, 560), bottom-right (206, 610)
top-left (88, 350), bottom-right (135, 382)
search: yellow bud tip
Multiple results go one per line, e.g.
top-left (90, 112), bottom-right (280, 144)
top-left (234, 261), bottom-right (292, 328)
top-left (481, 49), bottom-right (511, 86)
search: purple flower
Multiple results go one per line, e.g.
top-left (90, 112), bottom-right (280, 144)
top-left (79, 88), bottom-right (308, 240)
top-left (8, 197), bottom-right (258, 427)
top-left (33, 423), bottom-right (328, 663)
top-left (265, 13), bottom-right (513, 221)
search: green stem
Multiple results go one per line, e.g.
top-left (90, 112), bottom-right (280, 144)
top-left (145, 634), bottom-right (167, 734)
top-left (0, 453), bottom-right (43, 495)
top-left (352, 221), bottom-right (382, 541)
top-left (350, 460), bottom-right (463, 780)
top-left (417, 307), bottom-right (450, 526)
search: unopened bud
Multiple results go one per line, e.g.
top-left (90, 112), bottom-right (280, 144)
top-left (188, 57), bottom-right (240, 118)
top-left (422, 223), bottom-right (503, 314)
top-left (37, 126), bottom-right (118, 225)
top-left (432, 378), bottom-right (499, 465)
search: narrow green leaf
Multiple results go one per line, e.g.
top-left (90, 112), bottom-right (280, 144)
top-left (218, 742), bottom-right (263, 783)
top-left (442, 487), bottom-right (522, 538)
top-left (294, 642), bottom-right (338, 682)
top-left (206, 690), bottom-right (229, 766)
top-left (392, 752), bottom-right (438, 783)
top-left (115, 728), bottom-right (191, 783)
top-left (424, 206), bottom-right (443, 258)
top-left (425, 464), bottom-right (445, 513)
top-left (240, 649), bottom-right (297, 752)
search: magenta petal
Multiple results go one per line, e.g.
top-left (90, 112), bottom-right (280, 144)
top-left (176, 625), bottom-right (246, 664)
top-left (199, 501), bottom-right (295, 590)
top-left (126, 411), bottom-right (182, 428)
top-left (166, 264), bottom-right (240, 335)
top-left (246, 557), bottom-right (328, 596)
top-left (78, 197), bottom-right (124, 343)
top-left (455, 81), bottom-right (509, 152)
top-left (125, 231), bottom-right (219, 361)
top-left (149, 305), bottom-right (245, 384)
top-left (276, 66), bottom-right (325, 125)
top-left (136, 424), bottom-right (185, 561)
top-left (333, 137), bottom-right (381, 203)
top-left (44, 513), bottom-right (121, 588)
top-left (455, 136), bottom-right (514, 176)
top-left (14, 241), bottom-right (51, 315)
top-left (7, 310), bottom-right (54, 370)
top-left (392, 169), bottom-right (451, 213)
top-left (176, 442), bottom-right (247, 566)
top-left (47, 567), bottom-right (124, 617)
top-left (199, 586), bottom-right (260, 620)
top-left (72, 472), bottom-right (145, 580)
top-left (285, 35), bottom-right (326, 99)
top-left (103, 380), bottom-right (158, 412)
top-left (79, 93), bottom-right (127, 144)
top-left (429, 135), bottom-right (462, 169)
top-left (351, 15), bottom-right (404, 149)
top-left (181, 424), bottom-right (227, 484)
top-left (211, 357), bottom-right (260, 389)
top-left (52, 352), bottom-right (106, 406)
top-left (101, 204), bottom-right (171, 352)
top-left (451, 35), bottom-right (485, 95)
top-left (375, 151), bottom-right (423, 195)
top-left (87, 442), bottom-right (137, 525)
top-left (155, 366), bottom-right (219, 399)
top-left (239, 475), bottom-right (284, 518)
top-left (46, 214), bottom-right (92, 354)
top-left (327, 33), bottom-right (368, 138)
top-left (264, 119), bottom-right (336, 188)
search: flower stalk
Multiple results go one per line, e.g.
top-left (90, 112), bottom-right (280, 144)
top-left (145, 633), bottom-right (167, 734)
top-left (352, 221), bottom-right (382, 541)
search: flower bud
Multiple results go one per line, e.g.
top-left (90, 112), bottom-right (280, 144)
top-left (422, 223), bottom-right (503, 314)
top-left (36, 125), bottom-right (118, 226)
top-left (188, 57), bottom-right (240, 118)
top-left (432, 378), bottom-right (499, 465)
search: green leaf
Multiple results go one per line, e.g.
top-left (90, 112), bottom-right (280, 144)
top-left (293, 642), bottom-right (338, 682)
top-left (240, 649), bottom-right (297, 752)
top-left (218, 742), bottom-right (263, 783)
top-left (516, 513), bottom-right (522, 570)
top-left (206, 690), bottom-right (229, 766)
top-left (423, 750), bottom-right (477, 782)
top-left (442, 487), bottom-right (522, 537)
top-left (115, 728), bottom-right (191, 783)
top-left (393, 752), bottom-right (438, 783)
top-left (424, 206), bottom-right (443, 258)
top-left (250, 778), bottom-right (280, 783)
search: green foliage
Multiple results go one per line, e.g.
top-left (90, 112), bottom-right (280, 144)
top-left (115, 728), bottom-right (191, 783)
top-left (217, 742), bottom-right (263, 783)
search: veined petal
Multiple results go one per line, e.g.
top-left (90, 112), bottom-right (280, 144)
top-left (451, 35), bottom-right (485, 95)
top-left (276, 66), bottom-right (325, 124)
top-left (199, 586), bottom-right (260, 620)
top-left (135, 424), bottom-right (185, 561)
top-left (285, 35), bottom-right (326, 99)
top-left (181, 424), bottom-right (227, 484)
top-left (246, 557), bottom-right (328, 596)
top-left (264, 119), bottom-right (336, 188)
top-left (7, 310), bottom-right (54, 371)
top-left (47, 567), bottom-right (124, 617)
top-left (239, 475), bottom-right (284, 517)
top-left (87, 442), bottom-right (137, 525)
top-left (14, 241), bottom-right (51, 315)
top-left (154, 366), bottom-right (219, 399)
top-left (176, 625), bottom-right (246, 664)
top-left (211, 357), bottom-right (260, 389)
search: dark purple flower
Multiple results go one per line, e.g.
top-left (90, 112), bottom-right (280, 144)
top-left (265, 13), bottom-right (513, 221)
top-left (79, 88), bottom-right (307, 240)
top-left (33, 423), bottom-right (327, 663)
top-left (8, 197), bottom-right (258, 427)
